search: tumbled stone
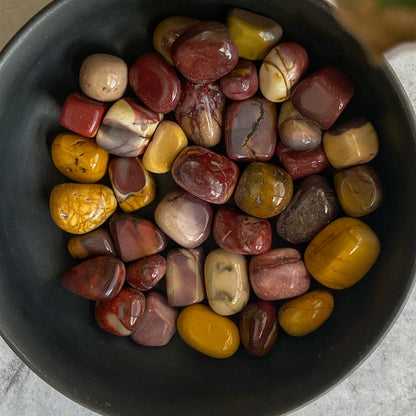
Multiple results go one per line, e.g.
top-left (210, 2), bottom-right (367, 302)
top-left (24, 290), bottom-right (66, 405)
top-left (126, 254), bottom-right (167, 291)
top-left (67, 228), bottom-right (116, 259)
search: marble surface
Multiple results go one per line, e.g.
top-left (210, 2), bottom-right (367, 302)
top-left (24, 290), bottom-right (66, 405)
top-left (0, 1), bottom-right (415, 415)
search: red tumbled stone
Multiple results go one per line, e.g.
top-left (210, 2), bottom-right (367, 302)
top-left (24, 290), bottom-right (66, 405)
top-left (61, 256), bottom-right (125, 301)
top-left (213, 207), bottom-right (272, 255)
top-left (126, 254), bottom-right (167, 291)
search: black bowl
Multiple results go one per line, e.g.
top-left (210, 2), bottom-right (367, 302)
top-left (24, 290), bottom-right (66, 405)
top-left (0, 0), bottom-right (415, 415)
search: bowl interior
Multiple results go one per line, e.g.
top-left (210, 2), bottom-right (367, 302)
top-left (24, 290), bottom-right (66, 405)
top-left (0, 0), bottom-right (415, 415)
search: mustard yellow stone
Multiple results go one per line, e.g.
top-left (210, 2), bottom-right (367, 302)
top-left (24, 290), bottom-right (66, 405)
top-left (142, 121), bottom-right (188, 173)
top-left (278, 289), bottom-right (334, 337)
top-left (49, 183), bottom-right (117, 234)
top-left (304, 217), bottom-right (380, 289)
top-left (177, 303), bottom-right (240, 358)
top-left (51, 133), bottom-right (109, 183)
top-left (226, 8), bottom-right (283, 60)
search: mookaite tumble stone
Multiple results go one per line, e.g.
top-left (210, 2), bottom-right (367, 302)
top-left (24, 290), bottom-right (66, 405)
top-left (96, 98), bottom-right (163, 157)
top-left (234, 162), bottom-right (293, 218)
top-left (126, 254), bottom-right (167, 291)
top-left (225, 97), bottom-right (277, 162)
top-left (109, 214), bottom-right (168, 262)
top-left (213, 207), bottom-right (272, 255)
top-left (154, 188), bottom-right (213, 248)
top-left (61, 256), bottom-right (125, 301)
top-left (172, 146), bottom-right (239, 204)
top-left (67, 228), bottom-right (116, 260)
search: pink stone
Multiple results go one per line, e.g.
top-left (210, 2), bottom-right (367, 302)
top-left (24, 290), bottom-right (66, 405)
top-left (171, 145), bottom-right (239, 204)
top-left (94, 287), bottom-right (146, 336)
top-left (130, 291), bottom-right (178, 346)
top-left (213, 207), bottom-right (272, 255)
top-left (249, 248), bottom-right (310, 301)
top-left (61, 256), bottom-right (125, 301)
top-left (109, 214), bottom-right (168, 262)
top-left (126, 254), bottom-right (167, 291)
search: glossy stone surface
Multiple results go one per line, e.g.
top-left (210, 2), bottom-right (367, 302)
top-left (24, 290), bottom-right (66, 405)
top-left (154, 188), bottom-right (213, 248)
top-left (278, 289), bottom-right (334, 337)
top-left (171, 21), bottom-right (239, 83)
top-left (249, 248), bottom-right (310, 301)
top-left (225, 97), bottom-right (277, 161)
top-left (79, 53), bottom-right (128, 102)
top-left (131, 291), bottom-right (178, 347)
top-left (304, 217), bottom-right (381, 289)
top-left (95, 287), bottom-right (146, 336)
top-left (109, 214), bottom-right (168, 262)
top-left (292, 66), bottom-right (355, 130)
top-left (108, 156), bottom-right (156, 212)
top-left (259, 41), bottom-right (309, 102)
top-left (166, 247), bottom-right (205, 307)
top-left (142, 120), bottom-right (188, 174)
top-left (239, 300), bottom-right (278, 356)
top-left (126, 254), bottom-right (167, 291)
top-left (61, 256), bottom-right (125, 301)
top-left (226, 7), bottom-right (283, 60)
top-left (177, 303), bottom-right (240, 358)
top-left (277, 99), bottom-right (322, 151)
top-left (213, 207), bottom-right (272, 255)
top-left (96, 98), bottom-right (163, 157)
top-left (234, 162), bottom-right (293, 218)
top-left (51, 132), bottom-right (109, 183)
top-left (219, 59), bottom-right (258, 100)
top-left (152, 16), bottom-right (200, 65)
top-left (49, 183), bottom-right (117, 234)
top-left (276, 175), bottom-right (341, 244)
top-left (323, 117), bottom-right (379, 169)
top-left (59, 92), bottom-right (108, 137)
top-left (129, 52), bottom-right (181, 113)
top-left (275, 141), bottom-right (329, 180)
top-left (334, 164), bottom-right (382, 217)
top-left (204, 248), bottom-right (250, 316)
top-left (171, 146), bottom-right (239, 204)
top-left (175, 79), bottom-right (225, 147)
top-left (67, 228), bottom-right (116, 259)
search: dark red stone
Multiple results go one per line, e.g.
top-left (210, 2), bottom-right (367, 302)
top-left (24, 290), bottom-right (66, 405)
top-left (225, 97), bottom-right (277, 161)
top-left (95, 287), bottom-right (146, 336)
top-left (61, 256), bottom-right (125, 301)
top-left (59, 92), bottom-right (108, 137)
top-left (171, 145), bottom-right (239, 204)
top-left (220, 59), bottom-right (258, 100)
top-left (109, 157), bottom-right (146, 194)
top-left (213, 207), bottom-right (272, 255)
top-left (126, 254), bottom-right (167, 291)
top-left (275, 141), bottom-right (329, 179)
top-left (129, 52), bottom-right (181, 113)
top-left (239, 300), bottom-right (278, 356)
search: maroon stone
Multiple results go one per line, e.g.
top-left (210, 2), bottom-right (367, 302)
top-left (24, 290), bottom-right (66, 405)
top-left (131, 291), bottom-right (178, 346)
top-left (249, 248), bottom-right (311, 301)
top-left (213, 207), bottom-right (272, 255)
top-left (95, 287), bottom-right (146, 336)
top-left (275, 141), bottom-right (329, 179)
top-left (239, 300), bottom-right (278, 356)
top-left (291, 66), bottom-right (355, 130)
top-left (220, 59), bottom-right (258, 100)
top-left (129, 52), bottom-right (181, 113)
top-left (171, 21), bottom-right (239, 83)
top-left (109, 157), bottom-right (146, 194)
top-left (61, 256), bottom-right (125, 301)
top-left (109, 214), bottom-right (168, 262)
top-left (225, 97), bottom-right (277, 161)
top-left (126, 254), bottom-right (167, 291)
top-left (171, 145), bottom-right (239, 204)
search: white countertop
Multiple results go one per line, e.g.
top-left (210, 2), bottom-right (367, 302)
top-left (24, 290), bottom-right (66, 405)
top-left (1, 1), bottom-right (415, 415)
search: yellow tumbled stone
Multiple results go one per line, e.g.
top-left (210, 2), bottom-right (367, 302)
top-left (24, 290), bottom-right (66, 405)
top-left (49, 183), bottom-right (117, 234)
top-left (304, 217), bottom-right (380, 289)
top-left (142, 121), bottom-right (188, 174)
top-left (177, 303), bottom-right (240, 358)
top-left (51, 133), bottom-right (109, 183)
top-left (226, 8), bottom-right (283, 60)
